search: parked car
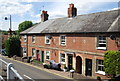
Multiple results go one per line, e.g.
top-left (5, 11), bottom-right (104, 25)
top-left (0, 49), bottom-right (6, 56)
top-left (50, 60), bottom-right (61, 70)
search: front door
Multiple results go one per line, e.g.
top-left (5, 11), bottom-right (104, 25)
top-left (68, 56), bottom-right (73, 70)
top-left (41, 51), bottom-right (44, 62)
top-left (76, 56), bottom-right (82, 74)
top-left (36, 50), bottom-right (40, 61)
top-left (85, 59), bottom-right (92, 76)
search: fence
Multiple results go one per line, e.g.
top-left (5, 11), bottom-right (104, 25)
top-left (0, 59), bottom-right (25, 81)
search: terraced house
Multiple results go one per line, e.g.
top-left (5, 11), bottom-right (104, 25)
top-left (20, 4), bottom-right (120, 79)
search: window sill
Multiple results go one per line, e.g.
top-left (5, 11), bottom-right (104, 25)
top-left (45, 43), bottom-right (50, 45)
top-left (46, 59), bottom-right (50, 61)
top-left (32, 42), bottom-right (35, 44)
top-left (96, 47), bottom-right (107, 50)
top-left (60, 62), bottom-right (65, 64)
top-left (96, 71), bottom-right (105, 75)
top-left (60, 44), bottom-right (66, 46)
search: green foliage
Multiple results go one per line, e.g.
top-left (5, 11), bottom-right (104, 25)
top-left (33, 60), bottom-right (43, 64)
top-left (104, 51), bottom-right (120, 77)
top-left (5, 36), bottom-right (21, 57)
top-left (64, 65), bottom-right (67, 69)
top-left (18, 21), bottom-right (33, 32)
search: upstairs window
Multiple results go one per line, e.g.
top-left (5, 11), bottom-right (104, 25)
top-left (32, 35), bottom-right (36, 43)
top-left (96, 36), bottom-right (106, 50)
top-left (45, 35), bottom-right (51, 44)
top-left (24, 35), bottom-right (27, 42)
top-left (32, 48), bottom-right (36, 57)
top-left (46, 51), bottom-right (50, 60)
top-left (60, 35), bottom-right (66, 45)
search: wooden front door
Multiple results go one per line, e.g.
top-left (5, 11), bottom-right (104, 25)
top-left (85, 59), bottom-right (92, 76)
top-left (76, 56), bottom-right (82, 74)
top-left (41, 51), bottom-right (44, 62)
top-left (68, 56), bottom-right (73, 70)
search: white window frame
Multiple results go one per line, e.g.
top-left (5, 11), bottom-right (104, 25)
top-left (24, 35), bottom-right (27, 42)
top-left (96, 59), bottom-right (105, 75)
top-left (96, 36), bottom-right (107, 50)
top-left (60, 53), bottom-right (65, 64)
top-left (23, 47), bottom-right (27, 56)
top-left (45, 35), bottom-right (51, 44)
top-left (60, 35), bottom-right (66, 46)
top-left (32, 35), bottom-right (36, 43)
top-left (32, 48), bottom-right (36, 57)
top-left (46, 51), bottom-right (50, 60)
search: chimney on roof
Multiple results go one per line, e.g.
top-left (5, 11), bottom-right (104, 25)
top-left (68, 3), bottom-right (77, 18)
top-left (41, 10), bottom-right (49, 22)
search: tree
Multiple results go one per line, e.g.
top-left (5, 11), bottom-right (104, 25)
top-left (18, 21), bottom-right (33, 32)
top-left (5, 36), bottom-right (21, 57)
top-left (104, 51), bottom-right (120, 78)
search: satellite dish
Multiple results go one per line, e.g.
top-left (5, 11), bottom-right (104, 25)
top-left (110, 35), bottom-right (116, 40)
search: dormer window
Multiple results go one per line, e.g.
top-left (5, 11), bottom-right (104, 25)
top-left (96, 36), bottom-right (107, 50)
top-left (24, 35), bottom-right (27, 42)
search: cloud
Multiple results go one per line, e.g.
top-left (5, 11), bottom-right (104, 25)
top-left (0, 1), bottom-right (33, 16)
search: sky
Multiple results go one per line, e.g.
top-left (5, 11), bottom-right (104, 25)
top-left (0, 0), bottom-right (120, 31)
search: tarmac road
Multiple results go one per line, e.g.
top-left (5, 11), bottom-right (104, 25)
top-left (1, 56), bottom-right (73, 81)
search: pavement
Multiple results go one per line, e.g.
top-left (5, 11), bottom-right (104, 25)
top-left (0, 56), bottom-right (97, 81)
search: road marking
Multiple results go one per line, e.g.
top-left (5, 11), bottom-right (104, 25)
top-left (1, 56), bottom-right (72, 79)
top-left (23, 74), bottom-right (35, 81)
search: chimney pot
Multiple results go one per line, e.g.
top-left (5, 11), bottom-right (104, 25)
top-left (68, 3), bottom-right (77, 18)
top-left (41, 10), bottom-right (49, 22)
top-left (69, 3), bottom-right (74, 8)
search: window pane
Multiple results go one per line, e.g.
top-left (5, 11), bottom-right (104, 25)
top-left (99, 44), bottom-right (106, 47)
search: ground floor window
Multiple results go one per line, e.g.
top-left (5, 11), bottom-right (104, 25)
top-left (60, 53), bottom-right (65, 64)
top-left (32, 48), bottom-right (36, 57)
top-left (23, 47), bottom-right (27, 56)
top-left (46, 51), bottom-right (50, 60)
top-left (96, 59), bottom-right (105, 75)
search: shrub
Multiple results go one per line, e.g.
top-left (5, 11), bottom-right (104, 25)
top-left (104, 51), bottom-right (120, 78)
top-left (5, 36), bottom-right (21, 57)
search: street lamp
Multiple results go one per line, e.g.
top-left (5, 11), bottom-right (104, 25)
top-left (5, 15), bottom-right (12, 36)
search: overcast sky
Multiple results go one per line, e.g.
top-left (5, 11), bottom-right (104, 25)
top-left (0, 0), bottom-right (119, 31)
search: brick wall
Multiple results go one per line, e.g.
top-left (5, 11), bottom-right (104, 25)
top-left (20, 33), bottom-right (120, 79)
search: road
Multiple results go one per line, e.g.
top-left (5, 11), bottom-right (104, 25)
top-left (1, 56), bottom-right (73, 81)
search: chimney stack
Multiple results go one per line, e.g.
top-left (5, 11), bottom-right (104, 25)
top-left (68, 3), bottom-right (77, 18)
top-left (41, 10), bottom-right (49, 22)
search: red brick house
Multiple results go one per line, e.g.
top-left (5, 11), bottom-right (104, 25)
top-left (20, 4), bottom-right (120, 79)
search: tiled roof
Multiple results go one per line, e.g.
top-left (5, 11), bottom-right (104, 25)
top-left (20, 9), bottom-right (120, 34)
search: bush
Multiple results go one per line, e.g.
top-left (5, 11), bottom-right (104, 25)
top-left (104, 51), bottom-right (120, 78)
top-left (43, 64), bottom-right (51, 69)
top-left (5, 36), bottom-right (21, 57)
top-left (64, 65), bottom-right (67, 69)
top-left (97, 76), bottom-right (101, 81)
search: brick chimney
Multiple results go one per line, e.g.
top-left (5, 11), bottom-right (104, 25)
top-left (68, 3), bottom-right (77, 17)
top-left (41, 10), bottom-right (49, 22)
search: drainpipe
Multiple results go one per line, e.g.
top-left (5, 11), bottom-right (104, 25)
top-left (27, 35), bottom-right (28, 57)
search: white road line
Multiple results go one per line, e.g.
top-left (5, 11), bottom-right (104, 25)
top-left (23, 74), bottom-right (35, 81)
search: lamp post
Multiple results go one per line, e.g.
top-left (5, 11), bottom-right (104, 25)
top-left (5, 15), bottom-right (12, 36)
